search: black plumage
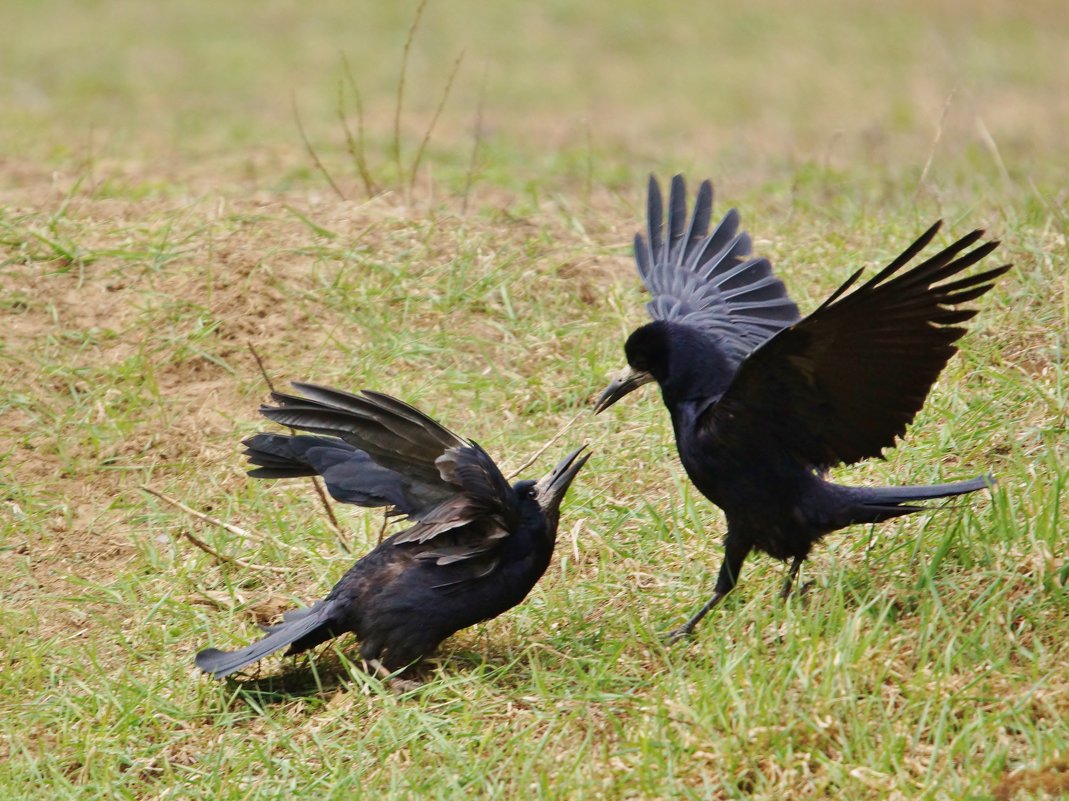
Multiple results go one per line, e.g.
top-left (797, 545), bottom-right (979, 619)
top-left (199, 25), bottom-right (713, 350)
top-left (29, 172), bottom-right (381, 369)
top-left (196, 383), bottom-right (589, 680)
top-left (596, 175), bottom-right (1009, 640)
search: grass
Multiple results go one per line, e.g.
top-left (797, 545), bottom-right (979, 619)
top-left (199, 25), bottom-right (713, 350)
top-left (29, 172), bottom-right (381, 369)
top-left (1, 1), bottom-right (1067, 799)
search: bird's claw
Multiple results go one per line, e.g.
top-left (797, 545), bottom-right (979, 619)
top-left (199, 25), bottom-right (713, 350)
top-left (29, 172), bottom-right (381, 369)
top-left (367, 658), bottom-right (423, 693)
top-left (662, 625), bottom-right (693, 645)
top-left (387, 677), bottom-right (424, 694)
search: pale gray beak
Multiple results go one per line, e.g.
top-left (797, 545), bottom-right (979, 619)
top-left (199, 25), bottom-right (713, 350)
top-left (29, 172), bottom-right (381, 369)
top-left (593, 366), bottom-right (655, 414)
top-left (534, 445), bottom-right (591, 519)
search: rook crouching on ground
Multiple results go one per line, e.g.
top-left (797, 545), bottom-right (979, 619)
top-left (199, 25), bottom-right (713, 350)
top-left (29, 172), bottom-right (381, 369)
top-left (196, 383), bottom-right (589, 684)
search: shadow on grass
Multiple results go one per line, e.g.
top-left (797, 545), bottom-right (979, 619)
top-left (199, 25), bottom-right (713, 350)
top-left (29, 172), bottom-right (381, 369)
top-left (219, 656), bottom-right (359, 703)
top-left (210, 641), bottom-right (538, 708)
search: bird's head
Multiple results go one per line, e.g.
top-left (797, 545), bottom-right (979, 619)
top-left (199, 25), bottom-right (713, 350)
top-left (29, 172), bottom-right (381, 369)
top-left (593, 322), bottom-right (669, 413)
top-left (531, 445), bottom-right (591, 530)
top-left (595, 321), bottom-right (735, 412)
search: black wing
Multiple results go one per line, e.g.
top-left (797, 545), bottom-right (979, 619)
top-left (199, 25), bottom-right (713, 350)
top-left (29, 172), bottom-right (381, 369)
top-left (700, 222), bottom-right (1010, 468)
top-left (257, 384), bottom-right (519, 551)
top-left (243, 433), bottom-right (447, 515)
top-left (636, 175), bottom-right (801, 362)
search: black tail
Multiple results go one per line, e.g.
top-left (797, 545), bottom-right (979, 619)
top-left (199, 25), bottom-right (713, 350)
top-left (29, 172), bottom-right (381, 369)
top-left (843, 475), bottom-right (993, 525)
top-left (195, 600), bottom-right (341, 679)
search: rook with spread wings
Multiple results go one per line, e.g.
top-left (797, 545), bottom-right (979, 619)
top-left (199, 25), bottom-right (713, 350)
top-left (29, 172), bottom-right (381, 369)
top-left (595, 175), bottom-right (1009, 641)
top-left (196, 383), bottom-right (589, 680)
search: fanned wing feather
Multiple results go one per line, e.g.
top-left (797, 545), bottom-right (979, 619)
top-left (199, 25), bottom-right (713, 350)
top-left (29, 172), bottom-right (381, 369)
top-left (264, 383), bottom-right (460, 483)
top-left (636, 175), bottom-right (801, 362)
top-left (243, 433), bottom-right (448, 515)
top-left (702, 223), bottom-right (1010, 468)
top-left (249, 384), bottom-right (520, 561)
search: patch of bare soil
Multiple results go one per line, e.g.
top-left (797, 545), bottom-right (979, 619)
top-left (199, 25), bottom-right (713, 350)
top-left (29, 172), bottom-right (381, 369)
top-left (994, 758), bottom-right (1069, 800)
top-left (0, 189), bottom-right (364, 599)
top-left (0, 176), bottom-right (619, 637)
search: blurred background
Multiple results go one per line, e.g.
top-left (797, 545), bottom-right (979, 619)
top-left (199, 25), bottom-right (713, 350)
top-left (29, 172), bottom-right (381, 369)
top-left (3, 0), bottom-right (1067, 197)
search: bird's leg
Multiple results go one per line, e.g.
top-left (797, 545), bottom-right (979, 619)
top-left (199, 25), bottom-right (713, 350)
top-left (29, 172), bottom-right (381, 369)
top-left (365, 658), bottom-right (423, 693)
top-left (664, 537), bottom-right (751, 644)
top-left (779, 557), bottom-right (803, 599)
top-left (664, 591), bottom-right (726, 645)
top-left (365, 657), bottom-right (390, 680)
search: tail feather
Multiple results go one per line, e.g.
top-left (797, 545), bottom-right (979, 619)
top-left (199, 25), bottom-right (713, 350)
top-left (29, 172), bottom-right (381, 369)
top-left (195, 600), bottom-right (340, 679)
top-left (844, 475), bottom-right (993, 525)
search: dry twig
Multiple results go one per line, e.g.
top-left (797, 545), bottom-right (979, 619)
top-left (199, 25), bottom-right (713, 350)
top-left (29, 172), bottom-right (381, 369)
top-left (339, 52), bottom-right (379, 197)
top-left (293, 93), bottom-right (347, 201)
top-left (393, 0), bottom-right (430, 186)
top-left (461, 64), bottom-right (488, 215)
top-left (140, 485), bottom-right (295, 573)
top-left (246, 342), bottom-right (348, 550)
top-left (505, 410), bottom-right (586, 481)
top-left (408, 50), bottom-right (465, 194)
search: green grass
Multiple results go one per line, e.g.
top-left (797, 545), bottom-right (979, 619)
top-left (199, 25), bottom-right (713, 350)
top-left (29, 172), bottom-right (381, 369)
top-left (1, 1), bottom-right (1067, 799)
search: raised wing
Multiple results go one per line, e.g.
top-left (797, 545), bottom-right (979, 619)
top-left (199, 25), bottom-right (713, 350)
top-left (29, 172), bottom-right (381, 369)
top-left (636, 175), bottom-right (801, 362)
top-left (243, 433), bottom-right (448, 516)
top-left (259, 383), bottom-right (519, 551)
top-left (701, 222), bottom-right (1010, 468)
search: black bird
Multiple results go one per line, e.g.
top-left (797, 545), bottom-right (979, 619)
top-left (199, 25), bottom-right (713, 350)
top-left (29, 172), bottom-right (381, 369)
top-left (196, 383), bottom-right (589, 681)
top-left (595, 175), bottom-right (1009, 641)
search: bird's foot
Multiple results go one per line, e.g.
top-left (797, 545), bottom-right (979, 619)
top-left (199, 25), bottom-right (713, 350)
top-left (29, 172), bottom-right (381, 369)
top-left (386, 676), bottom-right (424, 694)
top-left (781, 579), bottom-right (817, 601)
top-left (661, 590), bottom-right (726, 645)
top-left (366, 658), bottom-right (424, 694)
top-left (662, 625), bottom-right (694, 646)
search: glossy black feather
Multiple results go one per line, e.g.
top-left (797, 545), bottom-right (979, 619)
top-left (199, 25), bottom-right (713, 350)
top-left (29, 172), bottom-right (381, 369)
top-left (243, 433), bottom-right (446, 515)
top-left (601, 176), bottom-right (1008, 638)
top-left (197, 385), bottom-right (589, 679)
top-left (709, 232), bottom-right (1010, 468)
top-left (635, 174), bottom-right (801, 361)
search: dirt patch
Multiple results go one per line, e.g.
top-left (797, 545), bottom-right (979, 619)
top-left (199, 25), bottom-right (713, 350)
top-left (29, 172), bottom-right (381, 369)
top-left (994, 759), bottom-right (1069, 800)
top-left (0, 193), bottom-right (307, 600)
top-left (0, 179), bottom-right (619, 618)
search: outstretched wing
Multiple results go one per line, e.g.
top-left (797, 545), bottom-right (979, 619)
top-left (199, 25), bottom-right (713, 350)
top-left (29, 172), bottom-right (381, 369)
top-left (636, 175), bottom-right (801, 362)
top-left (700, 222), bottom-right (1010, 468)
top-left (265, 384), bottom-right (464, 483)
top-left (259, 384), bottom-right (519, 552)
top-left (243, 433), bottom-right (448, 515)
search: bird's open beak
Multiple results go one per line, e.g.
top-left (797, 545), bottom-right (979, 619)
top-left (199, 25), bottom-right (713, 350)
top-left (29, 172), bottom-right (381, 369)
top-left (534, 445), bottom-right (591, 518)
top-left (592, 366), bottom-right (655, 414)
